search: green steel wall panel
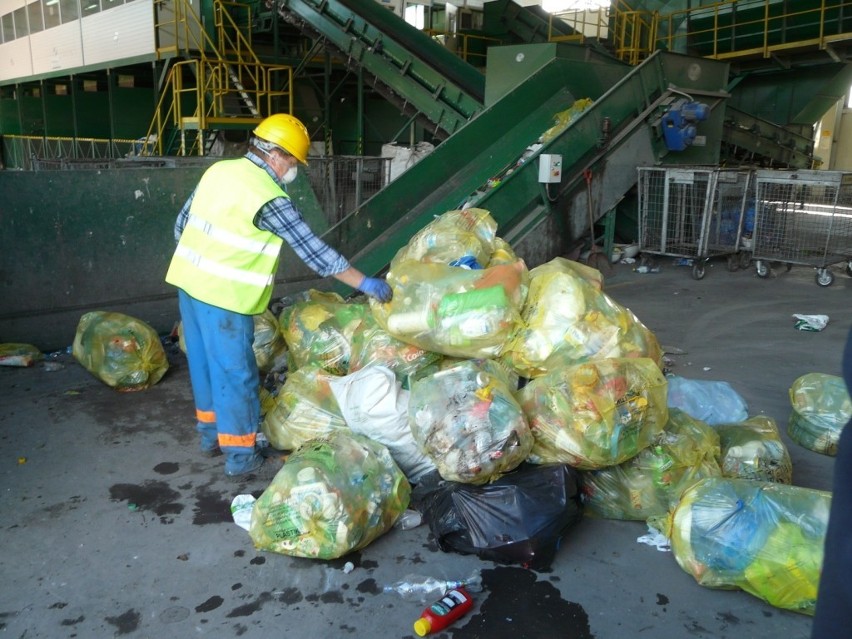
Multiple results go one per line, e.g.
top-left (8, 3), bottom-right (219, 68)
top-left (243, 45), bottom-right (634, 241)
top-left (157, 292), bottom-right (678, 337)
top-left (0, 166), bottom-right (330, 350)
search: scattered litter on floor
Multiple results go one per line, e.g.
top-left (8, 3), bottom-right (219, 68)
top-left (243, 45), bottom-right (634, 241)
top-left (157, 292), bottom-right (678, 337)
top-left (230, 494), bottom-right (256, 531)
top-left (637, 525), bottom-right (671, 552)
top-left (792, 314), bottom-right (829, 332)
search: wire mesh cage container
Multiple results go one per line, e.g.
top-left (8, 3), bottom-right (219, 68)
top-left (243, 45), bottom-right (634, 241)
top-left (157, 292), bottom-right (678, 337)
top-left (751, 170), bottom-right (852, 287)
top-left (637, 166), bottom-right (752, 280)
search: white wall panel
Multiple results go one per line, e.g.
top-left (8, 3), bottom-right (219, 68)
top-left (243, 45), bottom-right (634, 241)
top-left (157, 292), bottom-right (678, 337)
top-left (0, 39), bottom-right (34, 82)
top-left (80, 2), bottom-right (155, 66)
top-left (30, 21), bottom-right (83, 75)
top-left (0, 0), bottom-right (24, 14)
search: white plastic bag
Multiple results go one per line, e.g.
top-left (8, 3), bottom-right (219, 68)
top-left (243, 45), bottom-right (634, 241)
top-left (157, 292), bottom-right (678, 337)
top-left (329, 365), bottom-right (436, 483)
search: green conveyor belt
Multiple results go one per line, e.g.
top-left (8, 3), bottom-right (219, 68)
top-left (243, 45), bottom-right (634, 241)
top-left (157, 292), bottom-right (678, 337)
top-left (278, 0), bottom-right (485, 136)
top-left (325, 50), bottom-right (730, 285)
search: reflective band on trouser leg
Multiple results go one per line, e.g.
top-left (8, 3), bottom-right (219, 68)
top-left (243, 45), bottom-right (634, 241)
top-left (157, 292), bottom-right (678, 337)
top-left (219, 433), bottom-right (257, 448)
top-left (196, 409), bottom-right (216, 423)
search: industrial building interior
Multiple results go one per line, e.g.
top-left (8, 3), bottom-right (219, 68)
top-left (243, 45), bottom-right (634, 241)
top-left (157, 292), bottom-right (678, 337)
top-left (1, 0), bottom-right (851, 343)
top-left (1, 0), bottom-right (851, 637)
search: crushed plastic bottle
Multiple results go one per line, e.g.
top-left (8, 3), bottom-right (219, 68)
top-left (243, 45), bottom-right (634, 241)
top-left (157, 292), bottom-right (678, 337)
top-left (634, 266), bottom-right (661, 274)
top-left (383, 570), bottom-right (483, 603)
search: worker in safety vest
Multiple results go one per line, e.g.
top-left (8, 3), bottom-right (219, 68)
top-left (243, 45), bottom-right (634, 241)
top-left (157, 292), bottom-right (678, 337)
top-left (165, 113), bottom-right (392, 480)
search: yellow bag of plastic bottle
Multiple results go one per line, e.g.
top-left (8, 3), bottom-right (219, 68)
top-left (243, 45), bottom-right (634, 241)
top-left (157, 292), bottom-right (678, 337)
top-left (505, 257), bottom-right (661, 378)
top-left (279, 291), bottom-right (370, 375)
top-left (372, 259), bottom-right (527, 360)
top-left (582, 408), bottom-right (721, 520)
top-left (249, 431), bottom-right (411, 559)
top-left (261, 365), bottom-right (346, 451)
top-left (347, 312), bottom-right (442, 388)
top-left (517, 357), bottom-right (668, 469)
top-left (713, 416), bottom-right (792, 484)
top-left (390, 208), bottom-right (497, 270)
top-left (0, 343), bottom-right (43, 367)
top-left (666, 477), bottom-right (828, 615)
top-left (252, 309), bottom-right (288, 373)
top-left (788, 373), bottom-right (851, 456)
top-left (72, 311), bottom-right (168, 391)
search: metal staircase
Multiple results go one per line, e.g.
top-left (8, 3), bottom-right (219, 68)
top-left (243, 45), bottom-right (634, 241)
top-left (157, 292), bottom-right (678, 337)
top-left (141, 0), bottom-right (294, 156)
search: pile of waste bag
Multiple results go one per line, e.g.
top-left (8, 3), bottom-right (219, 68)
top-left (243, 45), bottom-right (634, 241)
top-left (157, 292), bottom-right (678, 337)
top-left (141, 205), bottom-right (844, 607)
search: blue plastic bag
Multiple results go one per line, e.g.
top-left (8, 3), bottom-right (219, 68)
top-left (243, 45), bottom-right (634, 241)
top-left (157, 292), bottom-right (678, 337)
top-left (666, 375), bottom-right (748, 425)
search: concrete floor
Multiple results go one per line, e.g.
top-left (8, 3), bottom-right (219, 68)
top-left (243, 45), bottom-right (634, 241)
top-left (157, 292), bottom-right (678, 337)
top-left (1, 256), bottom-right (850, 639)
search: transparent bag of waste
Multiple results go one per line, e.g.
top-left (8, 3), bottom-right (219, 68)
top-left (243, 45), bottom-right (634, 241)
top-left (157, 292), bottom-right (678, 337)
top-left (409, 359), bottom-right (533, 484)
top-left (72, 311), bottom-right (168, 391)
top-left (665, 477), bottom-right (829, 615)
top-left (504, 257), bottom-right (661, 379)
top-left (582, 408), bottom-right (722, 520)
top-left (517, 357), bottom-right (668, 470)
top-left (261, 364), bottom-right (346, 451)
top-left (713, 416), bottom-right (792, 484)
top-left (787, 373), bottom-right (851, 456)
top-left (249, 431), bottom-right (410, 559)
top-left (666, 375), bottom-right (749, 425)
top-left (347, 312), bottom-right (442, 388)
top-left (372, 260), bottom-right (527, 360)
top-left (279, 290), bottom-right (370, 375)
top-left (389, 208), bottom-right (497, 270)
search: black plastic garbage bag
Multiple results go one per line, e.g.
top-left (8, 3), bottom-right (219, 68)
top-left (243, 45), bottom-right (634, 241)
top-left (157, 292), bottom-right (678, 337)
top-left (419, 463), bottom-right (583, 569)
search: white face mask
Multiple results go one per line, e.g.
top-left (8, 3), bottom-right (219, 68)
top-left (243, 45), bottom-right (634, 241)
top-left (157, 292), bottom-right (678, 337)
top-left (281, 165), bottom-right (298, 185)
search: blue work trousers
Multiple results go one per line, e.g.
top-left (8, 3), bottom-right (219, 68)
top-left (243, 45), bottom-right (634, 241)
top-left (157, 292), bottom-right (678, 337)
top-left (178, 289), bottom-right (261, 475)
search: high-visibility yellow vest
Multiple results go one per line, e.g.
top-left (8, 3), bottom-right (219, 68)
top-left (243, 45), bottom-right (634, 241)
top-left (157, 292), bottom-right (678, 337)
top-left (166, 158), bottom-right (286, 315)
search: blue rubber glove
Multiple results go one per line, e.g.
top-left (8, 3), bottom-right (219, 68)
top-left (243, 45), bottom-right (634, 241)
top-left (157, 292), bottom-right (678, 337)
top-left (358, 276), bottom-right (393, 303)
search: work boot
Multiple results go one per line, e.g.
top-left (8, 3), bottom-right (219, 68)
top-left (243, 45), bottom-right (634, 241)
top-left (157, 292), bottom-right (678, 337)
top-left (201, 444), bottom-right (222, 458)
top-left (225, 455), bottom-right (283, 484)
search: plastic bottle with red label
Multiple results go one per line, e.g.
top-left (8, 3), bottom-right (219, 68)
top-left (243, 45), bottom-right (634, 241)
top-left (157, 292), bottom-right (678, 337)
top-left (413, 586), bottom-right (473, 636)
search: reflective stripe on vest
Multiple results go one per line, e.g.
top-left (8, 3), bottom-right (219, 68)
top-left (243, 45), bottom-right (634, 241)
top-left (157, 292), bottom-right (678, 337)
top-left (165, 158), bottom-right (286, 314)
top-left (185, 215), bottom-right (282, 258)
top-left (174, 244), bottom-right (275, 288)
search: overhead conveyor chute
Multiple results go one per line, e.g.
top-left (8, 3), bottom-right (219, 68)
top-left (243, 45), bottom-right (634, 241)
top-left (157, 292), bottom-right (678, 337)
top-left (276, 0), bottom-right (486, 137)
top-left (323, 50), bottom-right (730, 282)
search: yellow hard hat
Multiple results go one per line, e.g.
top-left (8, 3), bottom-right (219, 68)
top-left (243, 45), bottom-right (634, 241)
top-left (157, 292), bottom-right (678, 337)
top-left (253, 114), bottom-right (310, 165)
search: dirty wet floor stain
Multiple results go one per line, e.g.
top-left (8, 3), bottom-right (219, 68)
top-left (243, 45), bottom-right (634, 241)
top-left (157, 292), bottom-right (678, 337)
top-left (454, 566), bottom-right (593, 639)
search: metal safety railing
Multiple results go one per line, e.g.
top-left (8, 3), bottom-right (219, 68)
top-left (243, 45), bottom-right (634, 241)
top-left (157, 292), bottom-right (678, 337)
top-left (658, 0), bottom-right (852, 59)
top-left (423, 30), bottom-right (503, 68)
top-left (1, 135), bottom-right (140, 170)
top-left (612, 0), bottom-right (852, 64)
top-left (611, 1), bottom-right (657, 65)
top-left (547, 8), bottom-right (611, 43)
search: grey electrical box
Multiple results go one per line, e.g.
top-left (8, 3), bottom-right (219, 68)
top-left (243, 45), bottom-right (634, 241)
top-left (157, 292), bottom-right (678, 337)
top-left (538, 154), bottom-right (562, 183)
